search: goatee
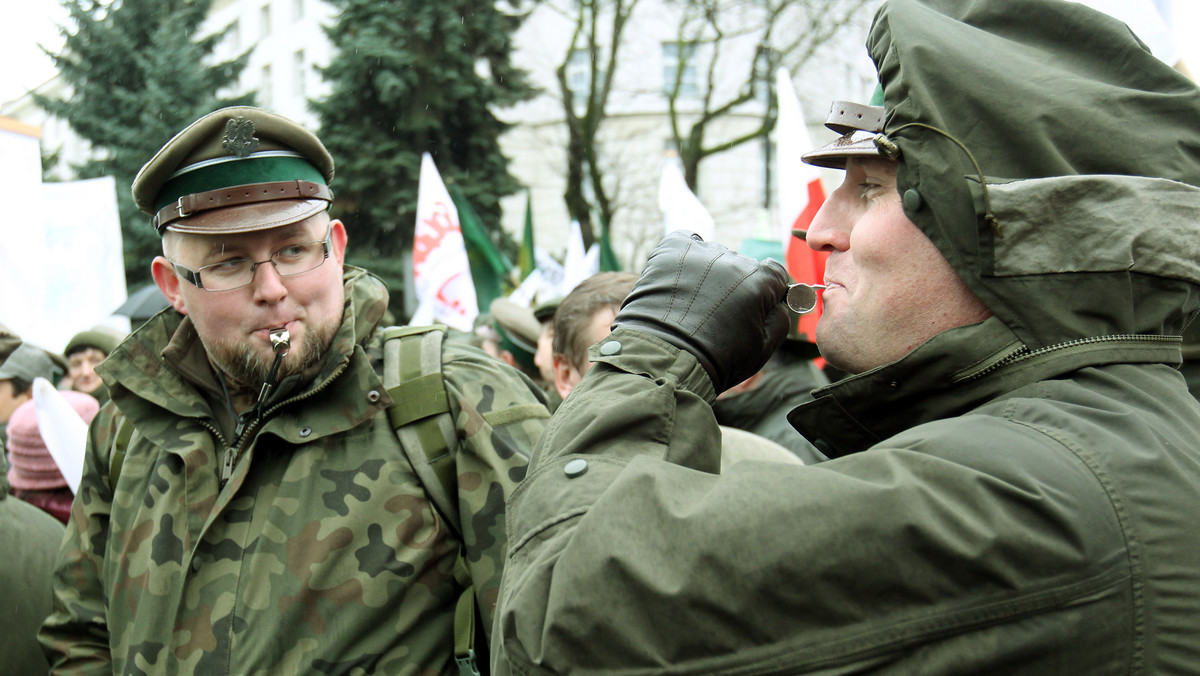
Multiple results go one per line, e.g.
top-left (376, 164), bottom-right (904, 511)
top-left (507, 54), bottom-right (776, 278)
top-left (205, 322), bottom-right (335, 394)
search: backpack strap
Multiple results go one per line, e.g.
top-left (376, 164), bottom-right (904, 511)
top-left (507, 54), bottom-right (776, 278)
top-left (381, 324), bottom-right (481, 676)
top-left (382, 324), bottom-right (462, 534)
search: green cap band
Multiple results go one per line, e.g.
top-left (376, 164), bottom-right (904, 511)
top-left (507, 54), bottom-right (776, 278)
top-left (154, 152), bottom-right (326, 212)
top-left (869, 82), bottom-right (886, 107)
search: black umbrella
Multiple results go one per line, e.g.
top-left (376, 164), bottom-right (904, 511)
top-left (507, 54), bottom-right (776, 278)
top-left (115, 284), bottom-right (171, 326)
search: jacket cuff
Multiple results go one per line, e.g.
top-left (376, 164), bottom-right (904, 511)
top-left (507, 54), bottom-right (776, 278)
top-left (587, 328), bottom-right (717, 403)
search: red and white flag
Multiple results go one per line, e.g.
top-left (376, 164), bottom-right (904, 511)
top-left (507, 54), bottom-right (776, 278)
top-left (776, 67), bottom-right (828, 342)
top-left (413, 153), bottom-right (478, 332)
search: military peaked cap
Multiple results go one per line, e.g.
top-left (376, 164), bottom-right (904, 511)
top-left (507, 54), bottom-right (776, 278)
top-left (132, 107), bottom-right (335, 235)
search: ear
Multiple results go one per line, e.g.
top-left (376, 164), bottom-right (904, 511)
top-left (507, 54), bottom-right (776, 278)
top-left (151, 256), bottom-right (189, 315)
top-left (329, 218), bottom-right (348, 266)
top-left (553, 354), bottom-right (575, 399)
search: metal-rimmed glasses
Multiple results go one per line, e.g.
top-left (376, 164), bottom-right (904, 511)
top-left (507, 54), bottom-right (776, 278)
top-left (171, 228), bottom-right (333, 292)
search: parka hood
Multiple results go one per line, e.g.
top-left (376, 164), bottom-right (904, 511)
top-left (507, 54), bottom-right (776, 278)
top-left (847, 0), bottom-right (1200, 349)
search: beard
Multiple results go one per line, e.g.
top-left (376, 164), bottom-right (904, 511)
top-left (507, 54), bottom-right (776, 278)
top-left (203, 320), bottom-right (337, 394)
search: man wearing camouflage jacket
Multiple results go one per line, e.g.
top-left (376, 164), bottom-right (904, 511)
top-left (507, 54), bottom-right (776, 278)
top-left (494, 0), bottom-right (1200, 673)
top-left (40, 107), bottom-right (548, 674)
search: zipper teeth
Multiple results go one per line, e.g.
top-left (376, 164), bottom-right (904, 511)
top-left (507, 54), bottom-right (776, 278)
top-left (220, 361), bottom-right (350, 488)
top-left (968, 333), bottom-right (1181, 381)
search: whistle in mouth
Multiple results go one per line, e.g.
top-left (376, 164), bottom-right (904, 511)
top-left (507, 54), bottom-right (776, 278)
top-left (269, 328), bottom-right (291, 356)
top-left (786, 284), bottom-right (826, 315)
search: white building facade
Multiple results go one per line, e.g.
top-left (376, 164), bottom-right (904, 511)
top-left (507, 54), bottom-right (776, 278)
top-left (4, 0), bottom-right (879, 268)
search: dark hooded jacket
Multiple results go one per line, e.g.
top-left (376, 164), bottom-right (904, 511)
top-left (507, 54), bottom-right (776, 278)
top-left (492, 1), bottom-right (1200, 673)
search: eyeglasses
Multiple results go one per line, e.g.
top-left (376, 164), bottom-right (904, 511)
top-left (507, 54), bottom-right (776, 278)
top-left (171, 229), bottom-right (332, 292)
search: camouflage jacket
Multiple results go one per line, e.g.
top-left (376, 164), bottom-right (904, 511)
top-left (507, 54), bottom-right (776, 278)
top-left (41, 267), bottom-right (548, 675)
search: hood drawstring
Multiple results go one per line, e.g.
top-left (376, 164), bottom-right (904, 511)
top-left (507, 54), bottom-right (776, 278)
top-left (874, 122), bottom-right (1001, 237)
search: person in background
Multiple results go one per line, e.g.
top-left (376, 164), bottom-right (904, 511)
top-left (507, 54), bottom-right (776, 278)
top-left (6, 390), bottom-right (100, 524)
top-left (61, 324), bottom-right (126, 404)
top-left (492, 0), bottom-right (1200, 672)
top-left (490, 297), bottom-right (552, 390)
top-left (553, 270), bottom-right (798, 469)
top-left (532, 299), bottom-right (560, 391)
top-left (0, 343), bottom-right (63, 450)
top-left (550, 271), bottom-right (638, 399)
top-left (713, 342), bottom-right (829, 464)
top-left (0, 323), bottom-right (65, 674)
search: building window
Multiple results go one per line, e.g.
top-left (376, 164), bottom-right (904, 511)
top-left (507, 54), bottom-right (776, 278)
top-left (662, 42), bottom-right (698, 98)
top-left (260, 3), bottom-right (272, 38)
top-left (566, 48), bottom-right (598, 109)
top-left (293, 0), bottom-right (304, 22)
top-left (293, 50), bottom-right (306, 99)
top-left (261, 64), bottom-right (273, 107)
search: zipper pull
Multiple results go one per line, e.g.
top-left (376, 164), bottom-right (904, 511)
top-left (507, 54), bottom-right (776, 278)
top-left (221, 447), bottom-right (238, 484)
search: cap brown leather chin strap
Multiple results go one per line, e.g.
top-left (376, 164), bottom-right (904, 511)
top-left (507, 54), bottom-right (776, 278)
top-left (154, 179), bottom-right (332, 232)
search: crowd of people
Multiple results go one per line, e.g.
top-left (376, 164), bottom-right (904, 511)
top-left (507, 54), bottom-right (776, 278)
top-left (3, 0), bottom-right (1200, 672)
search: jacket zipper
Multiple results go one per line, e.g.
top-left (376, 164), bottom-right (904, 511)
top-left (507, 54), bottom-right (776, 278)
top-left (218, 361), bottom-right (349, 488)
top-left (964, 333), bottom-right (1181, 382)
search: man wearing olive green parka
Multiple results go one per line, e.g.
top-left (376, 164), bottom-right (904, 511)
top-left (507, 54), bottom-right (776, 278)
top-left (494, 1), bottom-right (1200, 673)
top-left (39, 108), bottom-right (549, 674)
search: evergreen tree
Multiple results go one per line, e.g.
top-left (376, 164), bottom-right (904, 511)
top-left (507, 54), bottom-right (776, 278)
top-left (37, 0), bottom-right (253, 288)
top-left (314, 0), bottom-right (535, 312)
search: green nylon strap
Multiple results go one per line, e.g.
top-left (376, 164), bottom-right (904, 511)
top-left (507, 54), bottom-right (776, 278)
top-left (108, 417), bottom-right (134, 490)
top-left (483, 403), bottom-right (550, 427)
top-left (453, 554), bottom-right (479, 676)
top-left (383, 324), bottom-right (479, 674)
top-left (398, 324), bottom-right (425, 382)
top-left (385, 373), bottom-right (450, 428)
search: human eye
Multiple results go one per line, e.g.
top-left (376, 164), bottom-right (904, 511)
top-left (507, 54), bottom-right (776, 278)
top-left (208, 256), bottom-right (249, 273)
top-left (858, 180), bottom-right (885, 200)
top-left (273, 242), bottom-right (312, 262)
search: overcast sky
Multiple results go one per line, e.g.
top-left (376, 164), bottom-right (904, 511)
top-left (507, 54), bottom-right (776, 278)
top-left (3, 0), bottom-right (1198, 106)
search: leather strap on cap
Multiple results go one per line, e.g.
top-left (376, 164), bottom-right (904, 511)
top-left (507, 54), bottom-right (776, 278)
top-left (154, 179), bottom-right (331, 231)
top-left (825, 100), bottom-right (886, 135)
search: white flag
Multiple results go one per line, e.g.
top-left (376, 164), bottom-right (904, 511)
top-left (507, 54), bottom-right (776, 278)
top-left (560, 221), bottom-right (600, 295)
top-left (658, 161), bottom-right (715, 241)
top-left (32, 378), bottom-right (88, 494)
top-left (508, 268), bottom-right (544, 307)
top-left (413, 153), bottom-right (479, 332)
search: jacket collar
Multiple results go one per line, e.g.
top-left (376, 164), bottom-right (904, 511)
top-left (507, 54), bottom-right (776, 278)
top-left (788, 316), bottom-right (1182, 458)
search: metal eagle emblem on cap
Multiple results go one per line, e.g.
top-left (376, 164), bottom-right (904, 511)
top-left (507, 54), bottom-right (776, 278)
top-left (222, 117), bottom-right (260, 158)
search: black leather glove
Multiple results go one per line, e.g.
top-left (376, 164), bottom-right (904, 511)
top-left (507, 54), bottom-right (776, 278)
top-left (613, 231), bottom-right (792, 393)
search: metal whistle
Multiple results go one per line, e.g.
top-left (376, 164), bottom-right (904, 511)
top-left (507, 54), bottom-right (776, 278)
top-left (786, 284), bottom-right (826, 315)
top-left (256, 328), bottom-right (292, 412)
top-left (269, 328), bottom-right (291, 356)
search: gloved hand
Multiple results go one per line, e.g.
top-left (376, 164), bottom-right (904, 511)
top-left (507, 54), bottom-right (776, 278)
top-left (613, 231), bottom-right (792, 393)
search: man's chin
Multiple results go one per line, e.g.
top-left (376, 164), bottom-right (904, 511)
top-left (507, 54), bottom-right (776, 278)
top-left (206, 326), bottom-right (330, 393)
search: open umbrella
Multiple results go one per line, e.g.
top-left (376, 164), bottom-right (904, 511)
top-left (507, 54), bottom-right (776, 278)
top-left (115, 284), bottom-right (171, 326)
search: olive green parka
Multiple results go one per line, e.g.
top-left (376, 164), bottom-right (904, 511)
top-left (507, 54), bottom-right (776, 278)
top-left (493, 1), bottom-right (1200, 673)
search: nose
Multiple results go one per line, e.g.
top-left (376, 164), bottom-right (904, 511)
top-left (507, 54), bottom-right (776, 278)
top-left (804, 183), bottom-right (852, 253)
top-left (251, 261), bottom-right (289, 304)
